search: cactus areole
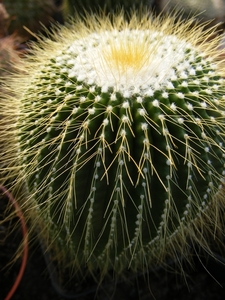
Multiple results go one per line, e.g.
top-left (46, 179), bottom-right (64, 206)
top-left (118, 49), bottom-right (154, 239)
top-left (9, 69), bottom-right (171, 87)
top-left (5, 12), bottom-right (225, 278)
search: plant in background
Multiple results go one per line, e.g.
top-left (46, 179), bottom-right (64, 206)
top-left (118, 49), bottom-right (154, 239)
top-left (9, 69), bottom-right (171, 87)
top-left (1, 9), bottom-right (225, 285)
top-left (159, 0), bottom-right (225, 25)
top-left (3, 0), bottom-right (59, 38)
top-left (63, 0), bottom-right (154, 17)
top-left (0, 35), bottom-right (25, 79)
top-left (0, 3), bottom-right (10, 37)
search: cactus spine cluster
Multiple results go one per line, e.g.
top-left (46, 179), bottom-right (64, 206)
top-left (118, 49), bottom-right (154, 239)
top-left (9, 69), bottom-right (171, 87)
top-left (1, 11), bottom-right (225, 281)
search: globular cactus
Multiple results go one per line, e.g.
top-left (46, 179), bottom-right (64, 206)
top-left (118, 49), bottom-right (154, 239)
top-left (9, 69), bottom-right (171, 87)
top-left (3, 0), bottom-right (59, 38)
top-left (1, 10), bottom-right (225, 283)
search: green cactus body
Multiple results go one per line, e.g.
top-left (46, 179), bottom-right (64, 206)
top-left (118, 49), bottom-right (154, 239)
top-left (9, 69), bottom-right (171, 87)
top-left (4, 0), bottom-right (58, 37)
top-left (1, 12), bottom-right (225, 280)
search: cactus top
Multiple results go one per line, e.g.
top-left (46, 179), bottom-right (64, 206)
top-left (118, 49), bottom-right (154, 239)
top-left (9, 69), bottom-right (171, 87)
top-left (2, 11), bottom-right (225, 279)
top-left (64, 29), bottom-right (197, 94)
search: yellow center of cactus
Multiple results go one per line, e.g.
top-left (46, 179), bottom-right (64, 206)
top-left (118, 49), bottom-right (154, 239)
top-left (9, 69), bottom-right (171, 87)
top-left (104, 39), bottom-right (148, 72)
top-left (70, 29), bottom-right (187, 94)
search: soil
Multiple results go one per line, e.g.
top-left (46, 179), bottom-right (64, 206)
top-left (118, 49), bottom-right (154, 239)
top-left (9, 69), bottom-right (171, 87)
top-left (1, 194), bottom-right (225, 300)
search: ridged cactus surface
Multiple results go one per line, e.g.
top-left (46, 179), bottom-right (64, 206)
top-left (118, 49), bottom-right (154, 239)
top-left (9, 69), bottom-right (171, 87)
top-left (1, 11), bottom-right (225, 280)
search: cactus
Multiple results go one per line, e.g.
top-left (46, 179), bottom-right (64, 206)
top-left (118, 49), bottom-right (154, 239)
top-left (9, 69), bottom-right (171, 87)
top-left (1, 10), bottom-right (225, 283)
top-left (3, 0), bottom-right (59, 38)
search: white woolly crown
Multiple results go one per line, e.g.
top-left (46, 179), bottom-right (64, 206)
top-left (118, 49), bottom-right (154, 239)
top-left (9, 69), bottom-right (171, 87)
top-left (57, 29), bottom-right (206, 96)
